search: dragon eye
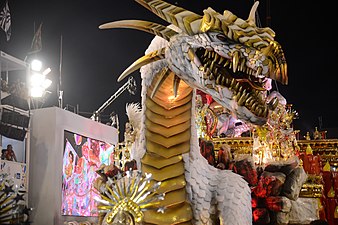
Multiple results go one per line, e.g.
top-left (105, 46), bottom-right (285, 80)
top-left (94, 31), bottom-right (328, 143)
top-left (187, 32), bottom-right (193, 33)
top-left (216, 34), bottom-right (227, 42)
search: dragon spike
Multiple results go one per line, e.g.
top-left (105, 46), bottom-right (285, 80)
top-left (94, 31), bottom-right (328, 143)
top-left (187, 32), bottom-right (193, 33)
top-left (135, 0), bottom-right (203, 35)
top-left (150, 67), bottom-right (173, 99)
top-left (200, 8), bottom-right (222, 33)
top-left (275, 45), bottom-right (288, 85)
top-left (276, 63), bottom-right (288, 85)
top-left (173, 75), bottom-right (181, 97)
top-left (261, 44), bottom-right (272, 56)
top-left (99, 20), bottom-right (178, 41)
top-left (247, 1), bottom-right (259, 26)
top-left (118, 48), bottom-right (166, 82)
top-left (266, 63), bottom-right (288, 85)
top-left (264, 41), bottom-right (288, 85)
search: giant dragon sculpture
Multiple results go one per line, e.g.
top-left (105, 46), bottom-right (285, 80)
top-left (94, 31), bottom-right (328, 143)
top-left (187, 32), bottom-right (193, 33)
top-left (97, 0), bottom-right (287, 224)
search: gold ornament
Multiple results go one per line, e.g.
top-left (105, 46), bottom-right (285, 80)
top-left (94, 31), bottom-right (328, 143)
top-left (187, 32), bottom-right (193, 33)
top-left (306, 144), bottom-right (313, 155)
top-left (327, 186), bottom-right (335, 198)
top-left (96, 171), bottom-right (164, 224)
top-left (323, 161), bottom-right (331, 172)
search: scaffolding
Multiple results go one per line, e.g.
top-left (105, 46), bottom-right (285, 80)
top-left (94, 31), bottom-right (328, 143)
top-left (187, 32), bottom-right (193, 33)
top-left (91, 76), bottom-right (137, 122)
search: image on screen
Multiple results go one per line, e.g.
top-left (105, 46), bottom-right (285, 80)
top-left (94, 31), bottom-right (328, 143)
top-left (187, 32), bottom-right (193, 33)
top-left (61, 130), bottom-right (115, 216)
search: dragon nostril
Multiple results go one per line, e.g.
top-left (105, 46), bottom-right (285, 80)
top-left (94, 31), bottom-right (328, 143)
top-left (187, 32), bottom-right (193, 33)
top-left (216, 34), bottom-right (228, 42)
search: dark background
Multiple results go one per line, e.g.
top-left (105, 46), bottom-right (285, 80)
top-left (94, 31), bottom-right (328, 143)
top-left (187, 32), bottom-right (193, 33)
top-left (1, 0), bottom-right (337, 141)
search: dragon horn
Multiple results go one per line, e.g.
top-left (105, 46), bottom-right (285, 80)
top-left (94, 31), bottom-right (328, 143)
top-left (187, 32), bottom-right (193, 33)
top-left (173, 75), bottom-right (181, 98)
top-left (99, 20), bottom-right (178, 41)
top-left (150, 67), bottom-right (173, 99)
top-left (118, 48), bottom-right (166, 82)
top-left (135, 0), bottom-right (202, 35)
top-left (247, 1), bottom-right (259, 26)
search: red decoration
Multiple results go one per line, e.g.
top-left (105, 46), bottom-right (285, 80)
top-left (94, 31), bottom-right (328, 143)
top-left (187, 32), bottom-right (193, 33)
top-left (253, 173), bottom-right (284, 198)
top-left (322, 171), bottom-right (332, 197)
top-left (252, 194), bottom-right (258, 208)
top-left (325, 198), bottom-right (338, 225)
top-left (265, 196), bottom-right (283, 212)
top-left (205, 94), bottom-right (213, 105)
top-left (299, 153), bottom-right (321, 175)
top-left (199, 139), bottom-right (216, 166)
top-left (253, 208), bottom-right (270, 224)
top-left (332, 172), bottom-right (338, 198)
top-left (234, 159), bottom-right (258, 186)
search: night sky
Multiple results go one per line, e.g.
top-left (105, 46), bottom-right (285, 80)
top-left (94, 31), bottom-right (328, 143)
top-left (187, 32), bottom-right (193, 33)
top-left (1, 0), bottom-right (337, 141)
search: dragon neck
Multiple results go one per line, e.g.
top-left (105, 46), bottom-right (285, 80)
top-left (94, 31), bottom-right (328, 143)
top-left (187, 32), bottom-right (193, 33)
top-left (141, 71), bottom-right (194, 224)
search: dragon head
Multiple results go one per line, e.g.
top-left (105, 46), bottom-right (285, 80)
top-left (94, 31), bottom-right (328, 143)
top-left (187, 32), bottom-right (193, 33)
top-left (100, 0), bottom-right (287, 126)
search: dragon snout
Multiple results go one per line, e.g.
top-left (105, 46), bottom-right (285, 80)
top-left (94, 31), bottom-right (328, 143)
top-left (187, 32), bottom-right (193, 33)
top-left (194, 47), bottom-right (273, 119)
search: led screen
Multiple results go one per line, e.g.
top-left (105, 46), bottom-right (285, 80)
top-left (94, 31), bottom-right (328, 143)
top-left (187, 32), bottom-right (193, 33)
top-left (61, 130), bottom-right (115, 216)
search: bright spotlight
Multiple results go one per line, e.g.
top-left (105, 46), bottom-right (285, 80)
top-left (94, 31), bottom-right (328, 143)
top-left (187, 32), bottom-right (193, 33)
top-left (42, 79), bottom-right (52, 89)
top-left (30, 87), bottom-right (44, 98)
top-left (31, 59), bottom-right (42, 72)
top-left (42, 67), bottom-right (51, 76)
top-left (29, 71), bottom-right (52, 98)
top-left (30, 73), bottom-right (44, 87)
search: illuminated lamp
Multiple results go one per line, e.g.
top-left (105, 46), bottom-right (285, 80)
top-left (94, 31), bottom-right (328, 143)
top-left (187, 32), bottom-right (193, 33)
top-left (31, 59), bottom-right (42, 72)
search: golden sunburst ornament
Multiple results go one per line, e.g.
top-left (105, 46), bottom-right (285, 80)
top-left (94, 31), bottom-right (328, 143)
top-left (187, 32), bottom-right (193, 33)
top-left (95, 170), bottom-right (164, 225)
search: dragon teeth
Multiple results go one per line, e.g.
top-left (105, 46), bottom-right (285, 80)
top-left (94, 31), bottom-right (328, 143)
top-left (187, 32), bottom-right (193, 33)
top-left (219, 57), bottom-right (225, 64)
top-left (232, 51), bottom-right (240, 73)
top-left (234, 82), bottom-right (239, 91)
top-left (245, 96), bottom-right (253, 105)
top-left (256, 66), bottom-right (263, 76)
top-left (268, 97), bottom-right (279, 110)
top-left (209, 73), bottom-right (215, 80)
top-left (204, 49), bottom-right (208, 57)
top-left (203, 68), bottom-right (209, 79)
top-left (235, 92), bottom-right (241, 100)
top-left (224, 60), bottom-right (230, 67)
top-left (221, 76), bottom-right (226, 85)
top-left (216, 74), bottom-right (222, 84)
top-left (240, 59), bottom-right (246, 72)
top-left (213, 53), bottom-right (219, 62)
top-left (238, 95), bottom-right (245, 106)
top-left (225, 78), bottom-right (230, 86)
top-left (256, 107), bottom-right (263, 116)
top-left (188, 49), bottom-right (195, 61)
top-left (230, 78), bottom-right (235, 87)
top-left (251, 102), bottom-right (258, 112)
top-left (263, 107), bottom-right (268, 117)
top-left (237, 90), bottom-right (248, 106)
top-left (248, 99), bottom-right (255, 107)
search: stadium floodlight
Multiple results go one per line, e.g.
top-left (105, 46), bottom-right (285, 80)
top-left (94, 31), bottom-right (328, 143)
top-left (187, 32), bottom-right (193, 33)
top-left (29, 60), bottom-right (52, 98)
top-left (31, 59), bottom-right (42, 72)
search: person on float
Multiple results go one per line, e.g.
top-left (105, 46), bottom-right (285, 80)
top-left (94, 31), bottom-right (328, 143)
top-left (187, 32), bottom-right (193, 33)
top-left (3, 144), bottom-right (17, 162)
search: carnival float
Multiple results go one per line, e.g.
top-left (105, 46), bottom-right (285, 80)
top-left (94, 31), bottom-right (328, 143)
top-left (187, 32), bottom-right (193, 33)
top-left (0, 0), bottom-right (337, 225)
top-left (89, 0), bottom-right (338, 224)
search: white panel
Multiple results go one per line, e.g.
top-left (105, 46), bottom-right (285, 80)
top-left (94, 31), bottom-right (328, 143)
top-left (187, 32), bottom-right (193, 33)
top-left (28, 107), bottom-right (118, 224)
